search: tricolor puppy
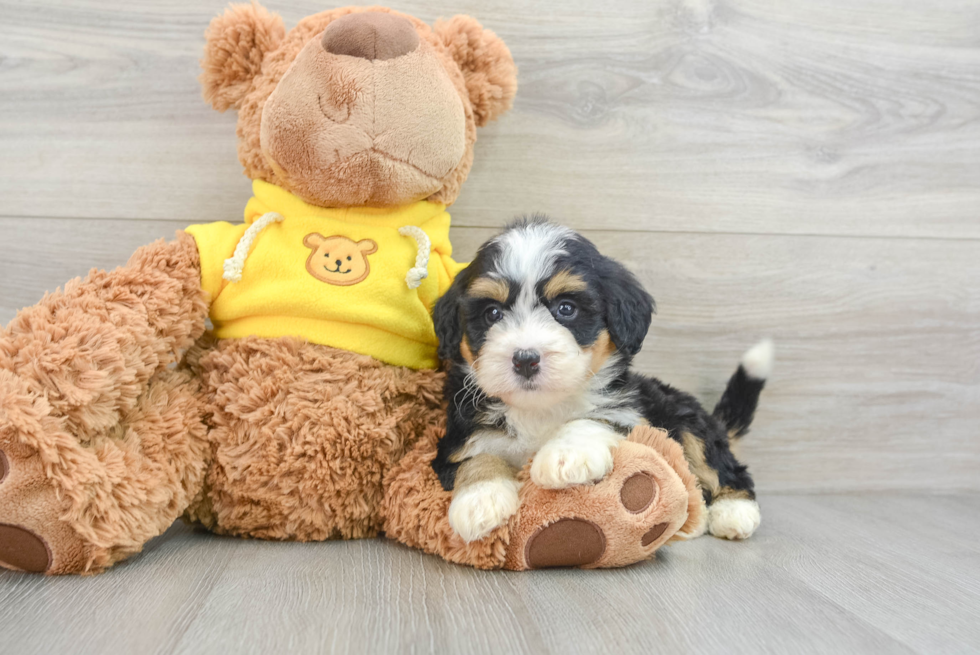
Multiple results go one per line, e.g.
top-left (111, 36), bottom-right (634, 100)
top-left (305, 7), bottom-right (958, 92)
top-left (432, 218), bottom-right (771, 543)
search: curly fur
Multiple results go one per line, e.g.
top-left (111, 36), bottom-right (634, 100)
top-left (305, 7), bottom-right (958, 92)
top-left (200, 3), bottom-right (286, 111)
top-left (434, 15), bottom-right (517, 127)
top-left (0, 233), bottom-right (206, 444)
top-left (185, 337), bottom-right (446, 541)
top-left (0, 235), bottom-right (210, 573)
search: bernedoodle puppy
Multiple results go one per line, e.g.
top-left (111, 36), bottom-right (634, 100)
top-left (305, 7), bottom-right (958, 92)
top-left (431, 218), bottom-right (772, 543)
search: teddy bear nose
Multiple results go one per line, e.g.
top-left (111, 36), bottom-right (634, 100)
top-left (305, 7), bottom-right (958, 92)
top-left (321, 12), bottom-right (420, 61)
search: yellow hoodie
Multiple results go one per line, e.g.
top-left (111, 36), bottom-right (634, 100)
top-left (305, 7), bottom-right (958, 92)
top-left (185, 180), bottom-right (466, 370)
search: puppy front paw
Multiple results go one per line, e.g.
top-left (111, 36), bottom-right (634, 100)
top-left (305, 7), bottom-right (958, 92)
top-left (708, 498), bottom-right (761, 540)
top-left (448, 478), bottom-right (520, 543)
top-left (530, 439), bottom-right (615, 489)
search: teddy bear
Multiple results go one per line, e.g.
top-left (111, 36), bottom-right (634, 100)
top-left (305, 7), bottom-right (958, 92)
top-left (0, 4), bottom-right (700, 575)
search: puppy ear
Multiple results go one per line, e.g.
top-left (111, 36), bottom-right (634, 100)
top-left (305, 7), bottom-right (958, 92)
top-left (433, 268), bottom-right (471, 362)
top-left (357, 239), bottom-right (378, 255)
top-left (200, 3), bottom-right (286, 112)
top-left (601, 259), bottom-right (655, 357)
top-left (433, 16), bottom-right (517, 127)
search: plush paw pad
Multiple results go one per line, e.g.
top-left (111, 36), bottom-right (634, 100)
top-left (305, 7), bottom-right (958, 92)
top-left (1, 448), bottom-right (52, 572)
top-left (708, 498), bottom-right (761, 540)
top-left (448, 479), bottom-right (521, 543)
top-left (0, 523), bottom-right (52, 573)
top-left (0, 443), bottom-right (87, 575)
top-left (641, 522), bottom-right (670, 546)
top-left (525, 518), bottom-right (606, 568)
top-left (620, 472), bottom-right (657, 513)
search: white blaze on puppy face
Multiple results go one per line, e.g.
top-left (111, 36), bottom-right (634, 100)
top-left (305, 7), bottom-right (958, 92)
top-left (491, 220), bottom-right (573, 287)
top-left (469, 222), bottom-right (598, 409)
top-left (474, 304), bottom-right (591, 408)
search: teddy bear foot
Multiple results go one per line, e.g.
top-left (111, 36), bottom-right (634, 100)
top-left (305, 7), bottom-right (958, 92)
top-left (0, 368), bottom-right (210, 575)
top-left (504, 432), bottom-right (702, 570)
top-left (0, 443), bottom-right (89, 574)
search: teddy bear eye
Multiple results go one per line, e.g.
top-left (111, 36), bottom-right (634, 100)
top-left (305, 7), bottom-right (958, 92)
top-left (347, 256), bottom-right (352, 261)
top-left (324, 253), bottom-right (329, 257)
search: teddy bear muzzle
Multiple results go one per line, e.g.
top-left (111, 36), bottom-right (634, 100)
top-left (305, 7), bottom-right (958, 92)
top-left (321, 12), bottom-right (420, 61)
top-left (259, 11), bottom-right (467, 207)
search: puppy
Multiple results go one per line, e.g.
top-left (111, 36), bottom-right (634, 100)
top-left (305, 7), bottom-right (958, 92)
top-left (432, 218), bottom-right (770, 543)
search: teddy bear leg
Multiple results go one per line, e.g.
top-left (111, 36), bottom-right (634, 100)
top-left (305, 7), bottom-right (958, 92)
top-left (0, 368), bottom-right (210, 574)
top-left (0, 233), bottom-right (210, 573)
top-left (384, 422), bottom-right (511, 570)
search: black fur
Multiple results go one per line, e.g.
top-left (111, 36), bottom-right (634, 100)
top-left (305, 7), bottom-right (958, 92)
top-left (713, 365), bottom-right (766, 438)
top-left (431, 361), bottom-right (489, 490)
top-left (627, 373), bottom-right (756, 502)
top-left (432, 267), bottom-right (470, 363)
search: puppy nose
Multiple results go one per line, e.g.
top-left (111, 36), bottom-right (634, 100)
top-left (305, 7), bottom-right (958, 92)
top-left (512, 350), bottom-right (541, 379)
top-left (321, 12), bottom-right (420, 61)
top-left (336, 259), bottom-right (343, 267)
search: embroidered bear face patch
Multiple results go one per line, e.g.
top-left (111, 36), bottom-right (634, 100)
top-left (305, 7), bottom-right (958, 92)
top-left (303, 233), bottom-right (377, 286)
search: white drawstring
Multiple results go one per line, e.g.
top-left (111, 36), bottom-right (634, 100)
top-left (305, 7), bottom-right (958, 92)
top-left (222, 212), bottom-right (284, 283)
top-left (398, 225), bottom-right (430, 289)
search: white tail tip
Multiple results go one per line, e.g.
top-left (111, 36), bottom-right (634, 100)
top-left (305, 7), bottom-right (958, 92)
top-left (741, 339), bottom-right (774, 380)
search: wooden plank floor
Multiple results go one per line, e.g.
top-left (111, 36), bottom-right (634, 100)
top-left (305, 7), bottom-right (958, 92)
top-left (1, 494), bottom-right (977, 655)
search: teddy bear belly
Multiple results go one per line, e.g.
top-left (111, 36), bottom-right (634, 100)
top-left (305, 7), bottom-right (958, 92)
top-left (185, 335), bottom-right (446, 541)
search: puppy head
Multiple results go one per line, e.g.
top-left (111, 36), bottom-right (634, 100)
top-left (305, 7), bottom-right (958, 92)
top-left (433, 218), bottom-right (654, 408)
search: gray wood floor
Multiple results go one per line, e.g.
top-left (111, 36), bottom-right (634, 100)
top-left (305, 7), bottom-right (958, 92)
top-left (1, 494), bottom-right (978, 654)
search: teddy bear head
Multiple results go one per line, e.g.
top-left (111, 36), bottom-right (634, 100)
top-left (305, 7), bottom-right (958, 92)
top-left (200, 4), bottom-right (517, 208)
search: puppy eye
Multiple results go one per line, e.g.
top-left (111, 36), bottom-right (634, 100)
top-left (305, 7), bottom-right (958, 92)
top-left (484, 306), bottom-right (503, 324)
top-left (347, 256), bottom-right (352, 261)
top-left (324, 253), bottom-right (329, 257)
top-left (555, 301), bottom-right (577, 319)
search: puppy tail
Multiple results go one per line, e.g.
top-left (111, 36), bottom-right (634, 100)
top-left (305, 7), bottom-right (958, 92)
top-left (712, 339), bottom-right (773, 439)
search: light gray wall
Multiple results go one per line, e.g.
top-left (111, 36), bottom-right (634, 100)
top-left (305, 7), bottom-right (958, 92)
top-left (2, 0), bottom-right (978, 491)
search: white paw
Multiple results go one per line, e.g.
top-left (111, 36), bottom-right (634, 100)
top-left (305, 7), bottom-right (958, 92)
top-left (530, 439), bottom-right (615, 489)
top-left (708, 498), bottom-right (761, 540)
top-left (448, 479), bottom-right (520, 543)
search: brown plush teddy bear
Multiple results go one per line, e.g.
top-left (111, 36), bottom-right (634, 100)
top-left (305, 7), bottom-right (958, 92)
top-left (0, 4), bottom-right (700, 575)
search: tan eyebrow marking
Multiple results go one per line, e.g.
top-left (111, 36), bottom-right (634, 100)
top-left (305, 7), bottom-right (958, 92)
top-left (543, 270), bottom-right (587, 300)
top-left (468, 277), bottom-right (510, 303)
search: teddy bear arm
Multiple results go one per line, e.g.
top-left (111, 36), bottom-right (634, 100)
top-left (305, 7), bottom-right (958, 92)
top-left (1, 231), bottom-right (209, 438)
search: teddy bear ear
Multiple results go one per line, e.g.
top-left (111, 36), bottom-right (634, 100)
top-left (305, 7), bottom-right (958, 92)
top-left (200, 3), bottom-right (286, 112)
top-left (433, 16), bottom-right (518, 127)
